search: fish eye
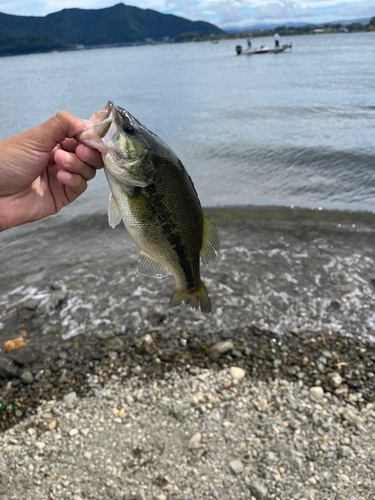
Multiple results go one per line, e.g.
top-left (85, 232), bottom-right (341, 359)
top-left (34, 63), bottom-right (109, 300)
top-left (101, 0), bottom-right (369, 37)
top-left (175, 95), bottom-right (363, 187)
top-left (123, 122), bottom-right (135, 135)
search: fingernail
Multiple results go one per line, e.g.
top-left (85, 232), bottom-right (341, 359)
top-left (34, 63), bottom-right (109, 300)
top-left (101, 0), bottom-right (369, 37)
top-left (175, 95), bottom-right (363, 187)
top-left (65, 154), bottom-right (73, 166)
top-left (65, 172), bottom-right (72, 182)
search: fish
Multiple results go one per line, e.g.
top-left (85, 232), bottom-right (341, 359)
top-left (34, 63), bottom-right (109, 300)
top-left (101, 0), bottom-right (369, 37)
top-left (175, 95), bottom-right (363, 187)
top-left (75, 101), bottom-right (220, 313)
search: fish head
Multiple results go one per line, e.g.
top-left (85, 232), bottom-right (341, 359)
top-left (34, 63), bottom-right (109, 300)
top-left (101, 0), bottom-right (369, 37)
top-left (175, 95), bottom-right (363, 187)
top-left (75, 101), bottom-right (154, 187)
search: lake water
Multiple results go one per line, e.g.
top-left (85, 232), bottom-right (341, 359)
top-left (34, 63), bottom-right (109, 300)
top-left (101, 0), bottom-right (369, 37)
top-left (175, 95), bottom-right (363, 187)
top-left (1, 32), bottom-right (374, 221)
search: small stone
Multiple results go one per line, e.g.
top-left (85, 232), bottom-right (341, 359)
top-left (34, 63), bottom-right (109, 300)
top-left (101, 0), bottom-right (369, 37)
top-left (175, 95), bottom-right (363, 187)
top-left (84, 451), bottom-right (92, 460)
top-left (289, 419), bottom-right (300, 430)
top-left (69, 428), bottom-right (79, 437)
top-left (309, 386), bottom-right (324, 401)
top-left (229, 459), bottom-right (244, 474)
top-left (27, 428), bottom-right (37, 437)
top-left (229, 367), bottom-right (246, 380)
top-left (327, 372), bottom-right (343, 388)
top-left (342, 409), bottom-right (364, 428)
top-left (16, 299), bottom-right (39, 319)
top-left (125, 395), bottom-right (134, 406)
top-left (64, 391), bottom-right (77, 404)
top-left (8, 347), bottom-right (35, 366)
top-left (208, 341), bottom-right (234, 361)
top-left (0, 358), bottom-right (17, 378)
top-left (35, 441), bottom-right (45, 450)
top-left (135, 491), bottom-right (147, 500)
top-left (249, 481), bottom-right (268, 500)
top-left (155, 495), bottom-right (167, 500)
top-left (223, 381), bottom-right (231, 389)
top-left (301, 356), bottom-right (309, 366)
top-left (108, 337), bottom-right (125, 352)
top-left (142, 333), bottom-right (153, 345)
top-left (254, 398), bottom-right (268, 412)
top-left (335, 384), bottom-right (349, 397)
top-left (188, 432), bottom-right (201, 449)
top-left (338, 445), bottom-right (353, 458)
top-left (231, 349), bottom-right (243, 358)
top-left (49, 420), bottom-right (57, 430)
top-left (20, 370), bottom-right (33, 384)
top-left (94, 331), bottom-right (113, 340)
top-left (4, 338), bottom-right (24, 352)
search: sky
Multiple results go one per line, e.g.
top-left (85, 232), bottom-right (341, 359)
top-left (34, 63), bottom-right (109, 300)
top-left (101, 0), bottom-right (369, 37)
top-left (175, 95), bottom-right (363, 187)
top-left (0, 0), bottom-right (373, 30)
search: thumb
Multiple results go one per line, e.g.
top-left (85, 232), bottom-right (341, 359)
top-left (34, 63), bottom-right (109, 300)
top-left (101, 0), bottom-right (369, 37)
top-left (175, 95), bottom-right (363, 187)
top-left (30, 111), bottom-right (91, 152)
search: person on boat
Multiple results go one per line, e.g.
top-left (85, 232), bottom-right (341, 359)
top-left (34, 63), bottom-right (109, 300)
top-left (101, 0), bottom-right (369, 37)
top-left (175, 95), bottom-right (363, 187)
top-left (246, 32), bottom-right (252, 49)
top-left (274, 32), bottom-right (280, 48)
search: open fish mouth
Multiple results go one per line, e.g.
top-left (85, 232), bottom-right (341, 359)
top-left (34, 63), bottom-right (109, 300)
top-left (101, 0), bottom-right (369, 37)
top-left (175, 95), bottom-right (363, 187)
top-left (91, 100), bottom-right (114, 123)
top-left (75, 101), bottom-right (117, 152)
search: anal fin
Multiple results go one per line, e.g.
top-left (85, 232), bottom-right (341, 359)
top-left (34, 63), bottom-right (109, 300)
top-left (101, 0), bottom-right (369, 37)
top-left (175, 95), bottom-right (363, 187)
top-left (137, 251), bottom-right (170, 279)
top-left (200, 213), bottom-right (220, 266)
top-left (108, 193), bottom-right (121, 228)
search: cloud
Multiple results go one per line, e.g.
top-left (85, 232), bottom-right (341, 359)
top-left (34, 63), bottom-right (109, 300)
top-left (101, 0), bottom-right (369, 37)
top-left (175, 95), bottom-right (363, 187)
top-left (0, 0), bottom-right (373, 29)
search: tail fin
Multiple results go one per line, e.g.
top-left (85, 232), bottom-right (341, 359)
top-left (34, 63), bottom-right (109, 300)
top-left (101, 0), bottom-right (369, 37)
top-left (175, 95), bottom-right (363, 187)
top-left (169, 281), bottom-right (212, 313)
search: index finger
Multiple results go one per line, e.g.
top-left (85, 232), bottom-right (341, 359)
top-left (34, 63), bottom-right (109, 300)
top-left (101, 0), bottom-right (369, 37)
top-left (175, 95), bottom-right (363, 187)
top-left (75, 144), bottom-right (103, 170)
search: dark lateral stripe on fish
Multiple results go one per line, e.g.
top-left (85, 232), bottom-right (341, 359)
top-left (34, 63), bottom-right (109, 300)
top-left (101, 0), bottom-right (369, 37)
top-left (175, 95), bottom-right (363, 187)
top-left (144, 182), bottom-right (196, 291)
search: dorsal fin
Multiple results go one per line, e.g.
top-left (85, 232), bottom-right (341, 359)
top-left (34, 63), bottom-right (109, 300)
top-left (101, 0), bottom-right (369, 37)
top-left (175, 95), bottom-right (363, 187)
top-left (108, 193), bottom-right (121, 228)
top-left (137, 250), bottom-right (170, 279)
top-left (200, 214), bottom-right (220, 266)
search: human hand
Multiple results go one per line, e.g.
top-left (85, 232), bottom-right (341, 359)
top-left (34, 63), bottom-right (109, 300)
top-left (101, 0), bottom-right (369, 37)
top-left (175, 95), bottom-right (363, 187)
top-left (0, 111), bottom-right (103, 232)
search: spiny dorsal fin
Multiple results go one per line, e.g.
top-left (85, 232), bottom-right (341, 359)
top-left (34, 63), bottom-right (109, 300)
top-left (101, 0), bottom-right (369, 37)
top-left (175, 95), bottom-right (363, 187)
top-left (200, 213), bottom-right (220, 266)
top-left (137, 250), bottom-right (170, 279)
top-left (108, 193), bottom-right (121, 228)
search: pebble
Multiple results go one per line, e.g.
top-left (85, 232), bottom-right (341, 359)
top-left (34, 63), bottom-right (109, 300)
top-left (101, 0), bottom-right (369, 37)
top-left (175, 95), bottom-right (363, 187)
top-left (0, 358), bottom-right (17, 378)
top-left (249, 481), bottom-right (268, 500)
top-left (108, 337), bottom-right (125, 352)
top-left (327, 371), bottom-right (343, 388)
top-left (64, 391), bottom-right (77, 404)
top-left (309, 386), bottom-right (324, 401)
top-left (135, 490), bottom-right (147, 500)
top-left (188, 432), bottom-right (202, 449)
top-left (229, 367), bottom-right (246, 380)
top-left (342, 409), bottom-right (364, 428)
top-left (20, 371), bottom-right (33, 384)
top-left (69, 428), bottom-right (79, 437)
top-left (207, 341), bottom-right (234, 361)
top-left (229, 459), bottom-right (244, 474)
top-left (338, 445), bottom-right (353, 458)
top-left (155, 495), bottom-right (167, 500)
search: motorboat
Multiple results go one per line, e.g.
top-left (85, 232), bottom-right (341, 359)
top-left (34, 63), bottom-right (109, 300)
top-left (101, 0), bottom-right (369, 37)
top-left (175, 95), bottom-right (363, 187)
top-left (236, 43), bottom-right (292, 55)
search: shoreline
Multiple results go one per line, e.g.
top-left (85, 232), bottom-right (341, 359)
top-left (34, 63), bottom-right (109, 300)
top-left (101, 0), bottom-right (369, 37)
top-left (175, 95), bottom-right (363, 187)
top-left (1, 210), bottom-right (375, 433)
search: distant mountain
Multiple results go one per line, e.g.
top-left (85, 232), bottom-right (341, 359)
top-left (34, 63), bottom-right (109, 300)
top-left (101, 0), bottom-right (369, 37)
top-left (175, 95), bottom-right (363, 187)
top-left (226, 16), bottom-right (372, 33)
top-left (0, 3), bottom-right (223, 48)
top-left (0, 30), bottom-right (72, 56)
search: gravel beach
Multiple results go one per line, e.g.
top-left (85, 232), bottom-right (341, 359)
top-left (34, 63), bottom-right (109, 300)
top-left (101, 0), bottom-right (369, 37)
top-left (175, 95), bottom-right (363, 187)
top-left (1, 207), bottom-right (375, 499)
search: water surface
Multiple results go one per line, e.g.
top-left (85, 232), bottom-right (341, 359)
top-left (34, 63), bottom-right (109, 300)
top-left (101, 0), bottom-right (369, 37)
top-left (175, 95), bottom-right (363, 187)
top-left (1, 32), bottom-right (374, 221)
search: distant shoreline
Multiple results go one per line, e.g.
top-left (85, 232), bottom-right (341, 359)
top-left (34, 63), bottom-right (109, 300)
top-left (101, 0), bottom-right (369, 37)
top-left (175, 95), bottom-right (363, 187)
top-left (0, 28), bottom-right (374, 58)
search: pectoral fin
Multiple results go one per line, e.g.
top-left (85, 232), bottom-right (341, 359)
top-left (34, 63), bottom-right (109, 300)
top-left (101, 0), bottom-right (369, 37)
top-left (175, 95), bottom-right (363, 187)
top-left (137, 251), bottom-right (170, 279)
top-left (108, 193), bottom-right (122, 228)
top-left (200, 214), bottom-right (220, 266)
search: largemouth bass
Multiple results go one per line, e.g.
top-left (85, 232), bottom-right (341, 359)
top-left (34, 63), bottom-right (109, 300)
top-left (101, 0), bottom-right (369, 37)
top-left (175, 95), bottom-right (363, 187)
top-left (75, 101), bottom-right (219, 313)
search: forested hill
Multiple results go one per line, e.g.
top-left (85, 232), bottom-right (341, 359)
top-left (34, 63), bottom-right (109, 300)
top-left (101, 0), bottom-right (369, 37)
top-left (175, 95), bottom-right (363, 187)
top-left (0, 3), bottom-right (223, 54)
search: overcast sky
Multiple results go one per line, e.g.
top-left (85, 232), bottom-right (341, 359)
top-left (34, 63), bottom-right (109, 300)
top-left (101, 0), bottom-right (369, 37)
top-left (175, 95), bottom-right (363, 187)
top-left (0, 0), bottom-right (373, 30)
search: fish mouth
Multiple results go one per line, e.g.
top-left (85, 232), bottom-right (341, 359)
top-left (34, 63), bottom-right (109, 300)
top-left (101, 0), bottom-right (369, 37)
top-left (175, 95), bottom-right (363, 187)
top-left (75, 101), bottom-right (117, 153)
top-left (91, 100), bottom-right (114, 123)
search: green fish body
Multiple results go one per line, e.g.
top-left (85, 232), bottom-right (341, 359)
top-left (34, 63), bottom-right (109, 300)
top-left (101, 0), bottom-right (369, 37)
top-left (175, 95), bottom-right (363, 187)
top-left (76, 101), bottom-right (219, 313)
